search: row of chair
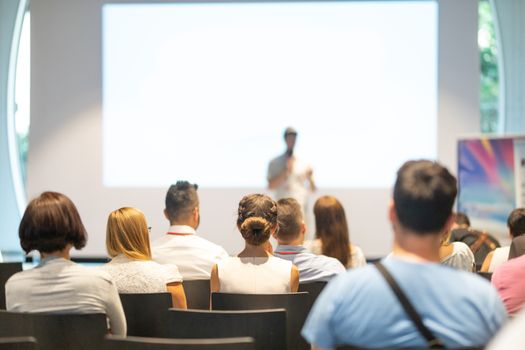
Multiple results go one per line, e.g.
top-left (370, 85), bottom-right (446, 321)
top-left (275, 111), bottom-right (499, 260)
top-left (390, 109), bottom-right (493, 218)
top-left (120, 291), bottom-right (312, 350)
top-left (0, 309), bottom-right (280, 350)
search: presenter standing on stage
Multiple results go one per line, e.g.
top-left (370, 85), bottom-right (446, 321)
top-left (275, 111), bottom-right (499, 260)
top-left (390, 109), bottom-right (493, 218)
top-left (267, 127), bottom-right (316, 212)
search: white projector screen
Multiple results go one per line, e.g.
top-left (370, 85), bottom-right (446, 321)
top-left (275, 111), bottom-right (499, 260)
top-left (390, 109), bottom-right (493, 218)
top-left (102, 1), bottom-right (437, 188)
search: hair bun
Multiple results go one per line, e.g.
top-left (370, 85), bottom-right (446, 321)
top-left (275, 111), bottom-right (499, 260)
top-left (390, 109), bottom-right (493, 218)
top-left (240, 217), bottom-right (271, 245)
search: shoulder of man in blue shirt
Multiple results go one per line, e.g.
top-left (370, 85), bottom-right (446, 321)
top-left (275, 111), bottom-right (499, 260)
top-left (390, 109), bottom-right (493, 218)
top-left (274, 245), bottom-right (346, 283)
top-left (302, 257), bottom-right (507, 349)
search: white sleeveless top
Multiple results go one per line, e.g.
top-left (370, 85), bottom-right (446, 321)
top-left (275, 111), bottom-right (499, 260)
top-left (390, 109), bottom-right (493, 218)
top-left (488, 246), bottom-right (511, 273)
top-left (217, 256), bottom-right (292, 294)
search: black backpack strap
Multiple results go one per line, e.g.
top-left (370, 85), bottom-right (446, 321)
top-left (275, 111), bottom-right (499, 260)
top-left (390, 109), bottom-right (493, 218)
top-left (374, 261), bottom-right (445, 349)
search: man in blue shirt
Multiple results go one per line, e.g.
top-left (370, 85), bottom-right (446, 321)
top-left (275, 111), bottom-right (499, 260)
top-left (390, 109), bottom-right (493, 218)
top-left (274, 198), bottom-right (345, 283)
top-left (302, 160), bottom-right (507, 349)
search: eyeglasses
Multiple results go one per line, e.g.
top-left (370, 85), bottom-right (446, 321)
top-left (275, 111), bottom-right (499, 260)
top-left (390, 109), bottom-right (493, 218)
top-left (148, 227), bottom-right (152, 233)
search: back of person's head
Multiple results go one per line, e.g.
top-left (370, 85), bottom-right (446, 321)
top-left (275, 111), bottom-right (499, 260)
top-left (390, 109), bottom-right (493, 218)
top-left (165, 181), bottom-right (199, 223)
top-left (455, 212), bottom-right (471, 227)
top-left (19, 191), bottom-right (87, 254)
top-left (507, 208), bottom-right (525, 238)
top-left (394, 160), bottom-right (457, 234)
top-left (276, 198), bottom-right (303, 243)
top-left (106, 207), bottom-right (151, 260)
top-left (237, 194), bottom-right (278, 246)
top-left (313, 195), bottom-right (350, 266)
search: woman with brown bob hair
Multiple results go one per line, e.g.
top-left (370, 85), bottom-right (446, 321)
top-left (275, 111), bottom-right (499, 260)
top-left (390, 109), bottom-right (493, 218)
top-left (101, 207), bottom-right (187, 308)
top-left (306, 195), bottom-right (366, 268)
top-left (210, 194), bottom-right (299, 293)
top-left (5, 192), bottom-right (126, 335)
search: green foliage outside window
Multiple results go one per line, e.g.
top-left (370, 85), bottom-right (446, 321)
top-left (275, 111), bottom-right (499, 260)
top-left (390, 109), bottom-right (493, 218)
top-left (479, 0), bottom-right (500, 133)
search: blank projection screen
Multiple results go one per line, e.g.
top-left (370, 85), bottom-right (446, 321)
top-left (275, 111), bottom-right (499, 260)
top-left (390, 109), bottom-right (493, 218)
top-left (102, 1), bottom-right (437, 188)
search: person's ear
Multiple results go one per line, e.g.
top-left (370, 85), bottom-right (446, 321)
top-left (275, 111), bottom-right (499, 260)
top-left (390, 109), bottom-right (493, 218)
top-left (388, 200), bottom-right (396, 224)
top-left (443, 214), bottom-right (455, 234)
top-left (163, 209), bottom-right (169, 220)
top-left (300, 222), bottom-right (306, 236)
top-left (193, 207), bottom-right (199, 221)
top-left (273, 224), bottom-right (280, 236)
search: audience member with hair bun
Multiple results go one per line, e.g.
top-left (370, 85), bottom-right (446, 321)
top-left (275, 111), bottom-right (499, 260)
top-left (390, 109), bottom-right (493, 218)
top-left (5, 192), bottom-right (126, 335)
top-left (210, 194), bottom-right (299, 294)
top-left (304, 195), bottom-right (366, 268)
top-left (481, 208), bottom-right (525, 273)
top-left (101, 207), bottom-right (187, 308)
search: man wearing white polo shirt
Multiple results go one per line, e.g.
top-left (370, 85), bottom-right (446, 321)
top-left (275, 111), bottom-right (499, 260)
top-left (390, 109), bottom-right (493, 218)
top-left (152, 181), bottom-right (228, 280)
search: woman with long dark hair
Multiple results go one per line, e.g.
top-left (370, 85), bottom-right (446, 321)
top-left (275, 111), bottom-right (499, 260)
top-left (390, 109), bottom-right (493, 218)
top-left (306, 195), bottom-right (366, 268)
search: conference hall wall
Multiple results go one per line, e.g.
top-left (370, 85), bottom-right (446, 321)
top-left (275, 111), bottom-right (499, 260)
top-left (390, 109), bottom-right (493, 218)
top-left (28, 0), bottom-right (479, 257)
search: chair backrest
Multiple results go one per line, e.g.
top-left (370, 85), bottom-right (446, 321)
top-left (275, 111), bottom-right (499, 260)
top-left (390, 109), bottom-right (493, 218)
top-left (182, 280), bottom-right (210, 310)
top-left (298, 281), bottom-right (327, 311)
top-left (0, 262), bottom-right (23, 309)
top-left (476, 272), bottom-right (493, 282)
top-left (0, 336), bottom-right (38, 350)
top-left (167, 308), bottom-right (286, 350)
top-left (104, 335), bottom-right (256, 350)
top-left (119, 293), bottom-right (173, 337)
top-left (211, 292), bottom-right (309, 350)
top-left (0, 310), bottom-right (107, 350)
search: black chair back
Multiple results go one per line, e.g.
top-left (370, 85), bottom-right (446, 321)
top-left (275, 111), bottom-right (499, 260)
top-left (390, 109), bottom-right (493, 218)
top-left (0, 262), bottom-right (23, 309)
top-left (105, 335), bottom-right (255, 350)
top-left (0, 336), bottom-right (38, 350)
top-left (167, 308), bottom-right (286, 350)
top-left (0, 311), bottom-right (106, 350)
top-left (211, 292), bottom-right (309, 350)
top-left (298, 281), bottom-right (327, 311)
top-left (476, 272), bottom-right (493, 282)
top-left (119, 293), bottom-right (172, 337)
top-left (182, 280), bottom-right (210, 310)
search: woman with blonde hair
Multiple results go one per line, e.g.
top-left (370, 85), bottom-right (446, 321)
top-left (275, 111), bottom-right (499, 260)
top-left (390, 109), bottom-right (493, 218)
top-left (306, 195), bottom-right (366, 268)
top-left (101, 207), bottom-right (187, 308)
top-left (210, 194), bottom-right (299, 294)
